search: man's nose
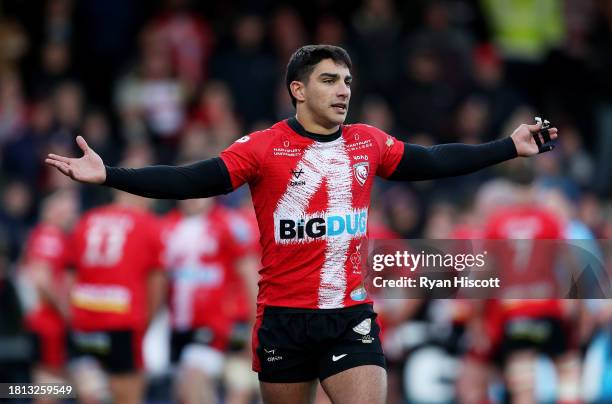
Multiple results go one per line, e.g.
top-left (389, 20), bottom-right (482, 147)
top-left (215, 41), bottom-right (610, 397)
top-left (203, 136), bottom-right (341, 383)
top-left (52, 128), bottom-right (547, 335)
top-left (337, 83), bottom-right (350, 98)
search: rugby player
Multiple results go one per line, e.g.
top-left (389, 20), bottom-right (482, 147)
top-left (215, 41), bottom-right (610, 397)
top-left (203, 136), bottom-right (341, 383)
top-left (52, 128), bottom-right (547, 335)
top-left (46, 45), bottom-right (557, 404)
top-left (67, 189), bottom-right (164, 404)
top-left (20, 190), bottom-right (78, 402)
top-left (161, 197), bottom-right (259, 404)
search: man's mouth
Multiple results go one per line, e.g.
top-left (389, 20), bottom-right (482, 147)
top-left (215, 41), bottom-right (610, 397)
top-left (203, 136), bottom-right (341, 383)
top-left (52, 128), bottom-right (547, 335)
top-left (331, 103), bottom-right (347, 113)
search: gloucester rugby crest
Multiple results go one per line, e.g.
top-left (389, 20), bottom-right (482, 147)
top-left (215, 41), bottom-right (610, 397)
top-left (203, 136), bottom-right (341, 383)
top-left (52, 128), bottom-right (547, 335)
top-left (353, 162), bottom-right (369, 186)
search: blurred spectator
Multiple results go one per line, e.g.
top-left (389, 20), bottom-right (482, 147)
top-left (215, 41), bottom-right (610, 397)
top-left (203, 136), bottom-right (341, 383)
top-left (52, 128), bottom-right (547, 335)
top-left (0, 71), bottom-right (27, 147)
top-left (314, 15), bottom-right (347, 47)
top-left (0, 18), bottom-right (29, 74)
top-left (115, 27), bottom-right (186, 143)
top-left (452, 95), bottom-right (489, 143)
top-left (29, 40), bottom-right (75, 96)
top-left (578, 193), bottom-right (608, 238)
top-left (394, 46), bottom-right (457, 139)
top-left (270, 7), bottom-right (307, 69)
top-left (470, 44), bottom-right (523, 139)
top-left (480, 0), bottom-right (565, 102)
top-left (0, 180), bottom-right (34, 262)
top-left (53, 80), bottom-right (83, 135)
top-left (586, 0), bottom-right (612, 101)
top-left (80, 109), bottom-right (118, 166)
top-left (403, 1), bottom-right (474, 95)
top-left (72, 0), bottom-right (150, 106)
top-left (44, 0), bottom-right (74, 44)
top-left (351, 0), bottom-right (402, 100)
top-left (1, 96), bottom-right (54, 188)
top-left (557, 124), bottom-right (594, 188)
top-left (211, 13), bottom-right (277, 128)
top-left (190, 80), bottom-right (242, 155)
top-left (146, 0), bottom-right (215, 93)
top-left (359, 95), bottom-right (399, 138)
top-left (176, 123), bottom-right (213, 162)
top-left (381, 185), bottom-right (422, 238)
top-left (423, 202), bottom-right (456, 239)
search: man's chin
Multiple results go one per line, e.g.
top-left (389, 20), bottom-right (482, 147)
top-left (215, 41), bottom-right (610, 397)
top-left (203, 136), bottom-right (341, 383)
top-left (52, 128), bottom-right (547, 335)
top-left (329, 114), bottom-right (347, 126)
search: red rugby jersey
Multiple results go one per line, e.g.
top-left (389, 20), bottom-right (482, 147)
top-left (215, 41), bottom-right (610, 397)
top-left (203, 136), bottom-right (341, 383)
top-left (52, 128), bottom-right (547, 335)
top-left (70, 204), bottom-right (163, 331)
top-left (220, 120), bottom-right (404, 309)
top-left (484, 205), bottom-right (565, 318)
top-left (21, 223), bottom-right (70, 367)
top-left (161, 206), bottom-right (254, 338)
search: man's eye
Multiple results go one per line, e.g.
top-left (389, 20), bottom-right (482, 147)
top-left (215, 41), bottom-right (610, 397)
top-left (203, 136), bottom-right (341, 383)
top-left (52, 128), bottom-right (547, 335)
top-left (345, 81), bottom-right (352, 87)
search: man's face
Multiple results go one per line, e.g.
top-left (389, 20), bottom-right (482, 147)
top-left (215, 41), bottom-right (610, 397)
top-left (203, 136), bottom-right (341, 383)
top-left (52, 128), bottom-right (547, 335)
top-left (299, 58), bottom-right (352, 128)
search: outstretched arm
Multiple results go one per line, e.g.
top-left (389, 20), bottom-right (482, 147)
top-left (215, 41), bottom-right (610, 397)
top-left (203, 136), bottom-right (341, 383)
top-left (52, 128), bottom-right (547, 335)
top-left (389, 122), bottom-right (558, 181)
top-left (45, 136), bottom-right (234, 199)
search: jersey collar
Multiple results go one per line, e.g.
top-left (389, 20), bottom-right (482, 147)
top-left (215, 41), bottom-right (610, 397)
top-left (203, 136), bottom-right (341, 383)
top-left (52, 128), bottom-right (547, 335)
top-left (287, 117), bottom-right (343, 142)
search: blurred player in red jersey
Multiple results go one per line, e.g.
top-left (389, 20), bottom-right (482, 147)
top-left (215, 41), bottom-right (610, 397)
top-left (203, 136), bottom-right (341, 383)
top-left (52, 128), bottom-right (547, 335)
top-left (19, 189), bottom-right (78, 401)
top-left (161, 196), bottom-right (259, 404)
top-left (474, 167), bottom-right (581, 404)
top-left (46, 45), bottom-right (558, 404)
top-left (67, 185), bottom-right (164, 404)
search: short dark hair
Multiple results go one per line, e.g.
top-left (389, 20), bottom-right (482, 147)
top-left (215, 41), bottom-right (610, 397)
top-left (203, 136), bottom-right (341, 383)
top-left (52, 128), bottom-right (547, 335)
top-left (285, 44), bottom-right (352, 107)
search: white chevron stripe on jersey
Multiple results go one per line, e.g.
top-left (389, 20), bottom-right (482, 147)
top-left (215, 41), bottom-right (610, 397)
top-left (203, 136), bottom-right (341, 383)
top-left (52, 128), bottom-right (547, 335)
top-left (273, 138), bottom-right (358, 308)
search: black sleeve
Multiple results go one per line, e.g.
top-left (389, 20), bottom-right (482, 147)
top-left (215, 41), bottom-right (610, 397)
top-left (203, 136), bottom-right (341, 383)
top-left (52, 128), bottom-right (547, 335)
top-left (388, 137), bottom-right (517, 181)
top-left (103, 157), bottom-right (234, 199)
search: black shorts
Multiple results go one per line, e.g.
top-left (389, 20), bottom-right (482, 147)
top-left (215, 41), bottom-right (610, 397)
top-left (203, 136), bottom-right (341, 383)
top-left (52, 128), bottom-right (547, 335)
top-left (496, 317), bottom-right (570, 364)
top-left (254, 304), bottom-right (386, 383)
top-left (170, 328), bottom-right (215, 364)
top-left (69, 329), bottom-right (144, 374)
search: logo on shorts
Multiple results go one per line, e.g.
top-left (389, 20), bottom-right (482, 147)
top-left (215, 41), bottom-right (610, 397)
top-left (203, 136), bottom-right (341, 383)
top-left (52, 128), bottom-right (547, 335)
top-left (352, 318), bottom-right (372, 335)
top-left (353, 162), bottom-right (369, 186)
top-left (332, 354), bottom-right (348, 362)
top-left (263, 348), bottom-right (283, 362)
top-left (359, 335), bottom-right (374, 344)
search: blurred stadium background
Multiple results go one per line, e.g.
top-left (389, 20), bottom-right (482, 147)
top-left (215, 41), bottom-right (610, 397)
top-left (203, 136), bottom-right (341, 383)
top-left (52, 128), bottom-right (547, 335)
top-left (0, 0), bottom-right (610, 403)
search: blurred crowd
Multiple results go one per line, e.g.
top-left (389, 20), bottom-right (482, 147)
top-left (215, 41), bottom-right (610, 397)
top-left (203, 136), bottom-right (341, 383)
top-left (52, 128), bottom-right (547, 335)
top-left (0, 0), bottom-right (611, 403)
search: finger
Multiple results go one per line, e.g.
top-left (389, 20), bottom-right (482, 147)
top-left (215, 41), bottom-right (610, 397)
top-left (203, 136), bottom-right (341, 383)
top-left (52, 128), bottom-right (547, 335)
top-left (47, 153), bottom-right (73, 164)
top-left (46, 159), bottom-right (73, 177)
top-left (526, 123), bottom-right (542, 133)
top-left (76, 136), bottom-right (89, 154)
top-left (541, 127), bottom-right (558, 143)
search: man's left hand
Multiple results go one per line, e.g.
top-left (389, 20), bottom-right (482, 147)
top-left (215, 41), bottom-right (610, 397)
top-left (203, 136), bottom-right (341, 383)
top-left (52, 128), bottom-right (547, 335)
top-left (510, 122), bottom-right (558, 157)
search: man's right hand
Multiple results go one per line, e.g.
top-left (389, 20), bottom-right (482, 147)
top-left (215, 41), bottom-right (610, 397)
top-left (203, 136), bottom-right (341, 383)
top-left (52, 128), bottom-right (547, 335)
top-left (45, 136), bottom-right (106, 184)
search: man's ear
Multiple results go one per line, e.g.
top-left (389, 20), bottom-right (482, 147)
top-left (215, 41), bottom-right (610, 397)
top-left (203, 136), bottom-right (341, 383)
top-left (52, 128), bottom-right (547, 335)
top-left (290, 81), bottom-right (306, 104)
